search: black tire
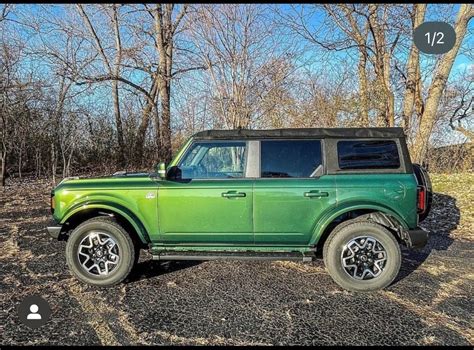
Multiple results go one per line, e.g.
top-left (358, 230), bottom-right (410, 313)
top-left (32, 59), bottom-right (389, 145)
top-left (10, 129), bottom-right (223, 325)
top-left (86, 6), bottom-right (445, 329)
top-left (323, 220), bottom-right (401, 292)
top-left (65, 217), bottom-right (136, 287)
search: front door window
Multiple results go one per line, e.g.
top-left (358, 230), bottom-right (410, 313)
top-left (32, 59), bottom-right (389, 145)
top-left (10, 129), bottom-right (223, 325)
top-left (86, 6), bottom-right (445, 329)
top-left (179, 142), bottom-right (247, 179)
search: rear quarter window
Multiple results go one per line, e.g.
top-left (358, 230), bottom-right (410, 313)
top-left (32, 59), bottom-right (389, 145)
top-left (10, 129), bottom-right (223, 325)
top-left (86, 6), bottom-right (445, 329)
top-left (337, 140), bottom-right (400, 170)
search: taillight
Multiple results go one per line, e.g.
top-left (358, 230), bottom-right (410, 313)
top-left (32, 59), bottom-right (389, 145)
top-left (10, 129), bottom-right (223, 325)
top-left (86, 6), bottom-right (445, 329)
top-left (417, 186), bottom-right (426, 213)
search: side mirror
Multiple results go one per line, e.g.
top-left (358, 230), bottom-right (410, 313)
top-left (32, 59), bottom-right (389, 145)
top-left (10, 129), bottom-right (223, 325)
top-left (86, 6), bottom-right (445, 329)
top-left (166, 165), bottom-right (182, 181)
top-left (157, 162), bottom-right (167, 179)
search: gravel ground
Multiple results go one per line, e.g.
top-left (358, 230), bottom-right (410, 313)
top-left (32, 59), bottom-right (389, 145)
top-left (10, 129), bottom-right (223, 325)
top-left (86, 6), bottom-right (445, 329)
top-left (1, 175), bottom-right (473, 346)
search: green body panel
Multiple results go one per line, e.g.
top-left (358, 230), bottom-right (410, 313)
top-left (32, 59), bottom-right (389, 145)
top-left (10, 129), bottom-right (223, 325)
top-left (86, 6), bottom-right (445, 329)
top-left (51, 137), bottom-right (419, 252)
top-left (253, 177), bottom-right (337, 245)
top-left (53, 176), bottom-right (160, 244)
top-left (335, 174), bottom-right (418, 228)
top-left (157, 179), bottom-right (253, 244)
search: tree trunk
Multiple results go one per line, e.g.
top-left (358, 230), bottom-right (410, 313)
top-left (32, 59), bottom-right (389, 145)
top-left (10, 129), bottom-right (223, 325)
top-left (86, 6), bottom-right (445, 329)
top-left (112, 79), bottom-right (125, 167)
top-left (402, 4), bottom-right (426, 134)
top-left (374, 65), bottom-right (388, 127)
top-left (383, 51), bottom-right (395, 127)
top-left (51, 142), bottom-right (56, 185)
top-left (153, 98), bottom-right (163, 164)
top-left (18, 147), bottom-right (22, 179)
top-left (134, 82), bottom-right (159, 167)
top-left (358, 51), bottom-right (369, 126)
top-left (35, 149), bottom-right (39, 178)
top-left (368, 4), bottom-right (395, 127)
top-left (402, 4), bottom-right (427, 134)
top-left (36, 148), bottom-right (42, 178)
top-left (66, 149), bottom-right (74, 177)
top-left (1, 152), bottom-right (6, 187)
top-left (412, 4), bottom-right (473, 163)
top-left (62, 148), bottom-right (67, 178)
top-left (134, 105), bottom-right (152, 167)
top-left (160, 82), bottom-right (173, 164)
top-left (112, 4), bottom-right (125, 167)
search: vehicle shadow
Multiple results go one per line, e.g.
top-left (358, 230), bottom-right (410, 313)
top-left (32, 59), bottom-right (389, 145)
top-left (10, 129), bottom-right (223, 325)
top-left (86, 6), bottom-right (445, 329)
top-left (125, 258), bottom-right (202, 284)
top-left (393, 192), bottom-right (459, 283)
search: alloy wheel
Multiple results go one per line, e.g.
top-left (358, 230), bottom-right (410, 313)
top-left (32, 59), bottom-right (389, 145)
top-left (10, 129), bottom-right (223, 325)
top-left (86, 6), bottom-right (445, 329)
top-left (340, 236), bottom-right (388, 280)
top-left (77, 231), bottom-right (120, 276)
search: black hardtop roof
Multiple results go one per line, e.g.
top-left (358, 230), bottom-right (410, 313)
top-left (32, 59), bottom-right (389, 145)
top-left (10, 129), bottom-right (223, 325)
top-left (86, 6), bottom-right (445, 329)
top-left (192, 127), bottom-right (405, 140)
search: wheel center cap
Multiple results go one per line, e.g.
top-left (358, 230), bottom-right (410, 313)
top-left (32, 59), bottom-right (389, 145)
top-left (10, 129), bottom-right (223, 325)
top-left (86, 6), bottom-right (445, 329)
top-left (96, 250), bottom-right (103, 257)
top-left (360, 255), bottom-right (368, 262)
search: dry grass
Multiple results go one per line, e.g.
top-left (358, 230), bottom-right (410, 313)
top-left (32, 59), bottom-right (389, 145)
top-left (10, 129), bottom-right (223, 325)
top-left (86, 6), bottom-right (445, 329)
top-left (430, 173), bottom-right (474, 241)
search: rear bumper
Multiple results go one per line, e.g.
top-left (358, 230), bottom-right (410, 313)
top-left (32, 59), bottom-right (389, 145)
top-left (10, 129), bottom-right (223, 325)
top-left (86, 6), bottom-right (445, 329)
top-left (403, 227), bottom-right (429, 249)
top-left (47, 225), bottom-right (62, 240)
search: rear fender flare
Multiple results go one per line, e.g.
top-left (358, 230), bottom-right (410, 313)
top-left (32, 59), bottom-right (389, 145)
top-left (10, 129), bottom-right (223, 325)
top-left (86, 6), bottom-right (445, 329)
top-left (309, 202), bottom-right (408, 245)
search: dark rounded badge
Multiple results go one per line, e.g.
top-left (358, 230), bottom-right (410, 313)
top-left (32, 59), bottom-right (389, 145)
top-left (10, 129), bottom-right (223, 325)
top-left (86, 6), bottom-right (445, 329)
top-left (17, 295), bottom-right (52, 329)
top-left (414, 21), bottom-right (456, 54)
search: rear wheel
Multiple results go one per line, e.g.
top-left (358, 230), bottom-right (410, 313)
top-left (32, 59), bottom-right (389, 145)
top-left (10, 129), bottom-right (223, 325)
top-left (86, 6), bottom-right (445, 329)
top-left (323, 220), bottom-right (401, 292)
top-left (65, 217), bottom-right (136, 287)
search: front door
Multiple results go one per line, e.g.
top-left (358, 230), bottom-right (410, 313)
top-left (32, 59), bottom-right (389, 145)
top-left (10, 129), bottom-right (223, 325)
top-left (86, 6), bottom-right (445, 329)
top-left (253, 140), bottom-right (336, 245)
top-left (157, 141), bottom-right (254, 245)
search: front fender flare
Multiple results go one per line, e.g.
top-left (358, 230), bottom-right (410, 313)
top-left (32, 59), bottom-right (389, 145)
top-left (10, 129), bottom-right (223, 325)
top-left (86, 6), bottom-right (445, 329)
top-left (60, 201), bottom-right (150, 244)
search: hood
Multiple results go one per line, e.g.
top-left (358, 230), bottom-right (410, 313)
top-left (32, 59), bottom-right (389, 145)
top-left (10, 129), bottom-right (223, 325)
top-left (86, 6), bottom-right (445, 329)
top-left (53, 172), bottom-right (160, 191)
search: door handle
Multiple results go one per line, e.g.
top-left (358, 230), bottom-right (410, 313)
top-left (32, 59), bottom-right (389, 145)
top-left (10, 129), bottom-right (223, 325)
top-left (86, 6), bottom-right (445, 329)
top-left (304, 190), bottom-right (329, 198)
top-left (222, 191), bottom-right (246, 198)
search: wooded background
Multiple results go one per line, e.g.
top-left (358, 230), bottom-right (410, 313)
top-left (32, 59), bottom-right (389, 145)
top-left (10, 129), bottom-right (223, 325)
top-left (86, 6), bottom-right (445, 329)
top-left (1, 4), bottom-right (473, 186)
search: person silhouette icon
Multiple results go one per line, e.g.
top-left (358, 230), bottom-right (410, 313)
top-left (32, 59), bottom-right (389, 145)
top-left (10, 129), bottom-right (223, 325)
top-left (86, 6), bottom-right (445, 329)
top-left (26, 304), bottom-right (42, 320)
top-left (18, 295), bottom-right (50, 328)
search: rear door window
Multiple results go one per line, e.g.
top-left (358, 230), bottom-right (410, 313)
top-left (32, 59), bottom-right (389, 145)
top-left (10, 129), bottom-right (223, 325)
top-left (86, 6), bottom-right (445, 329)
top-left (260, 140), bottom-right (322, 178)
top-left (337, 140), bottom-right (400, 170)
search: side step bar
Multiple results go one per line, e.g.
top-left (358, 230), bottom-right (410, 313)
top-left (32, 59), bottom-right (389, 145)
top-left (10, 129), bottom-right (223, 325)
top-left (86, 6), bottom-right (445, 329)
top-left (152, 251), bottom-right (315, 262)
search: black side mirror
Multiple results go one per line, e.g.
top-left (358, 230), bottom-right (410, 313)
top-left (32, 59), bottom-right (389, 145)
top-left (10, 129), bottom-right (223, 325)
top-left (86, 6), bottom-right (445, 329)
top-left (166, 166), bottom-right (182, 181)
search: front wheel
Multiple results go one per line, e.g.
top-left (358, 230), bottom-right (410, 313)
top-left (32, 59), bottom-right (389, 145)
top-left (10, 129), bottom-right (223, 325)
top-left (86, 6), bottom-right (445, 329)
top-left (65, 217), bottom-right (136, 287)
top-left (323, 220), bottom-right (401, 292)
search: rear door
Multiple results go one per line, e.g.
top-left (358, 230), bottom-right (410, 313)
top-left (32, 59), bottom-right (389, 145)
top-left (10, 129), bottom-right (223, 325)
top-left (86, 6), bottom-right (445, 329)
top-left (253, 140), bottom-right (336, 245)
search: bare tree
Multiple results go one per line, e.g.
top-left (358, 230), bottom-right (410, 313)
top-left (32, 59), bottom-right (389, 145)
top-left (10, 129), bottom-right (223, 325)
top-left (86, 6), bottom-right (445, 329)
top-left (448, 68), bottom-right (474, 140)
top-left (401, 4), bottom-right (427, 134)
top-left (74, 4), bottom-right (191, 165)
top-left (148, 3), bottom-right (189, 163)
top-left (411, 4), bottom-right (473, 163)
top-left (282, 4), bottom-right (403, 127)
top-left (76, 4), bottom-right (126, 166)
top-left (188, 4), bottom-right (294, 130)
top-left (0, 30), bottom-right (27, 186)
top-left (324, 4), bottom-right (372, 126)
top-left (0, 4), bottom-right (12, 22)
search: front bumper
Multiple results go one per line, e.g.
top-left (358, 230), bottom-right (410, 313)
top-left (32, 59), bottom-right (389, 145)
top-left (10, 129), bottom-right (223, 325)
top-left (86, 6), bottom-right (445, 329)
top-left (403, 227), bottom-right (429, 249)
top-left (47, 225), bottom-right (62, 239)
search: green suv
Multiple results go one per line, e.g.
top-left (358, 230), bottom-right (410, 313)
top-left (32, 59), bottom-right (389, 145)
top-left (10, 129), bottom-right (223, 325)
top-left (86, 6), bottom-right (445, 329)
top-left (47, 127), bottom-right (431, 291)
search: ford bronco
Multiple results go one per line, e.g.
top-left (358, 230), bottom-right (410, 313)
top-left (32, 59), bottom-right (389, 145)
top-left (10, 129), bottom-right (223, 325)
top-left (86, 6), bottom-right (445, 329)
top-left (47, 127), bottom-right (431, 291)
